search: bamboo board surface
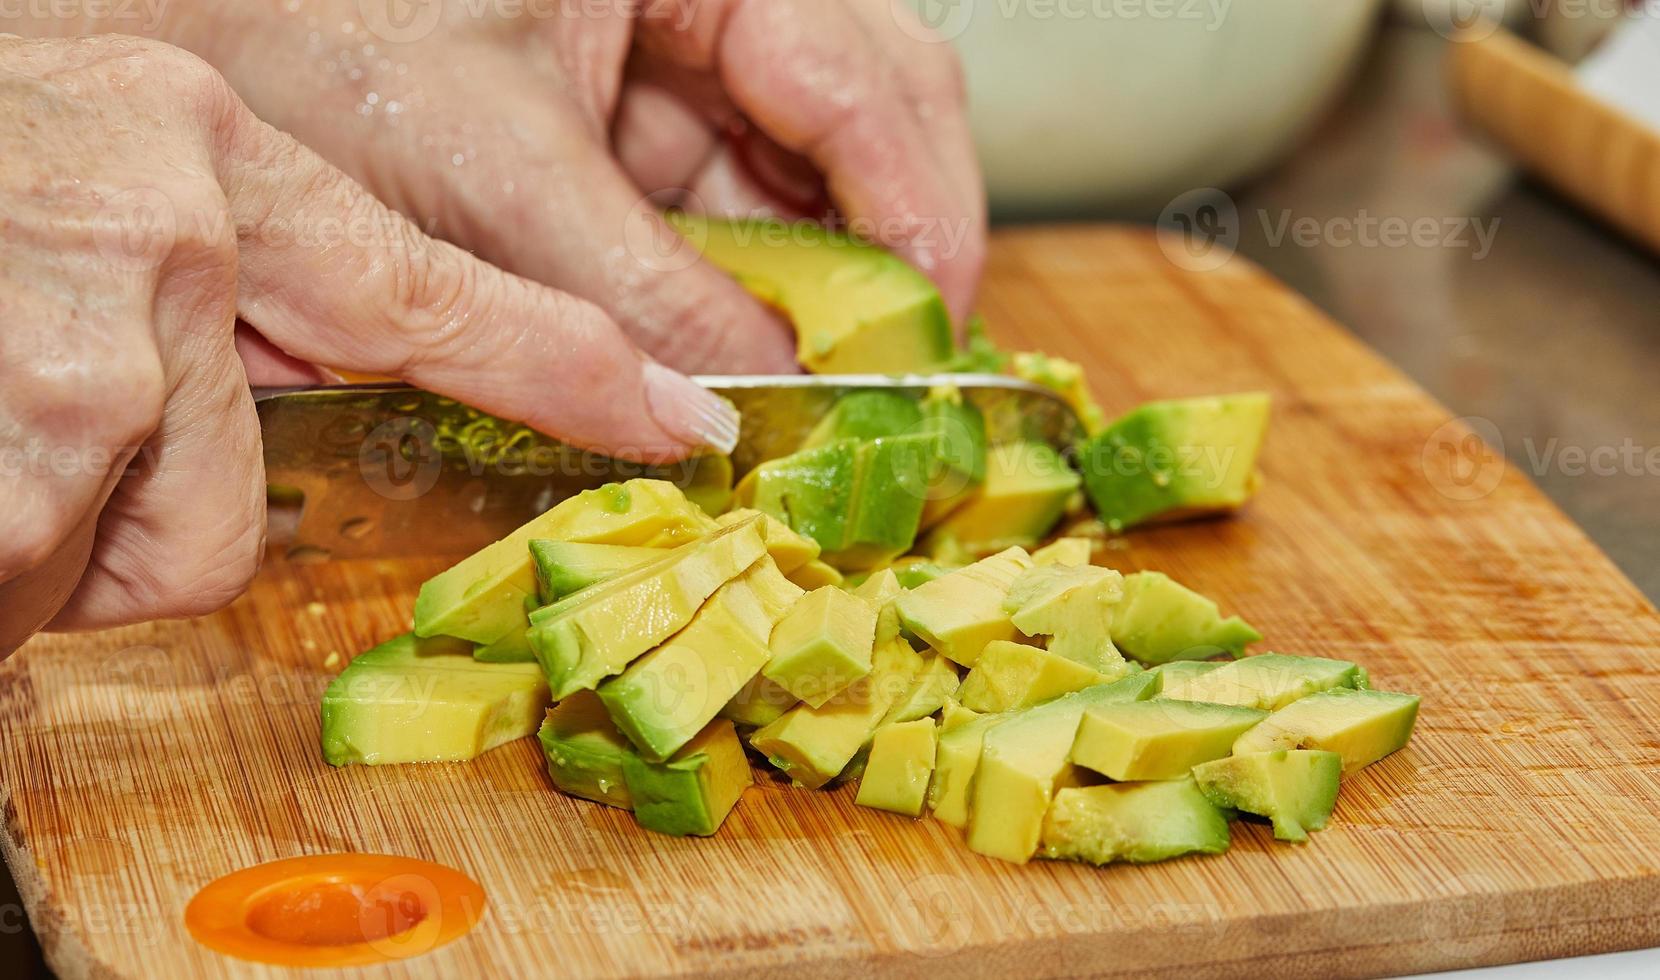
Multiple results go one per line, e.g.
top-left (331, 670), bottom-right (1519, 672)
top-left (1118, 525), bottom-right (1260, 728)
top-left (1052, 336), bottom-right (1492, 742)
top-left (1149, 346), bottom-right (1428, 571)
top-left (3, 226), bottom-right (1659, 979)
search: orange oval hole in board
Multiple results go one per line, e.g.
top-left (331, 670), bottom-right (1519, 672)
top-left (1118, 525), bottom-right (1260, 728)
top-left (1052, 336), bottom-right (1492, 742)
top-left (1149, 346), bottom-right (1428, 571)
top-left (184, 854), bottom-right (485, 968)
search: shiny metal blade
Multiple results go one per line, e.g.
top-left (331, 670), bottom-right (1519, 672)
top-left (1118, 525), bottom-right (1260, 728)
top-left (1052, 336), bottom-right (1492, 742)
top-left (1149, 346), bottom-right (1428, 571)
top-left (256, 375), bottom-right (1082, 561)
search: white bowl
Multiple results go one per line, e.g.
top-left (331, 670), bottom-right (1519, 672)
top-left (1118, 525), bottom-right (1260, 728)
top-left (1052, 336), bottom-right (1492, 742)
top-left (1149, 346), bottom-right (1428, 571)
top-left (939, 0), bottom-right (1386, 216)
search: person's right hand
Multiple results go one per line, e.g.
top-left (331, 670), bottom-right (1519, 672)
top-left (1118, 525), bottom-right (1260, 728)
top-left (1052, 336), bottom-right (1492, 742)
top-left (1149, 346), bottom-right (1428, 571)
top-left (0, 34), bottom-right (741, 657)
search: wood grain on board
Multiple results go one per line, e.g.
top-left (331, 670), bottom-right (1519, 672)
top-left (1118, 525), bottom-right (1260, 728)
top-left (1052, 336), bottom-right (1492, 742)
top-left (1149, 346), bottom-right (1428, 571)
top-left (2, 226), bottom-right (1658, 979)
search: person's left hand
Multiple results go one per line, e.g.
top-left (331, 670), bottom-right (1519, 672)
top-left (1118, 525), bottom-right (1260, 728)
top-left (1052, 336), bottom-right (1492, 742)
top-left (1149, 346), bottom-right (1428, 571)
top-left (50, 0), bottom-right (987, 374)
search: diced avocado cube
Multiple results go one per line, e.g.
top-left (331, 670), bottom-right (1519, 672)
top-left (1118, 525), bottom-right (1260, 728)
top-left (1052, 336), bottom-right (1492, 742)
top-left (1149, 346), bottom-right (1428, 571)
top-left (530, 541), bottom-right (660, 604)
top-left (1039, 778), bottom-right (1231, 865)
top-left (598, 557), bottom-right (802, 761)
top-left (966, 672), bottom-right (1158, 863)
top-left (896, 547), bottom-right (1033, 667)
top-left (719, 672), bottom-right (798, 728)
top-left (1233, 688), bottom-right (1420, 774)
top-left (764, 586), bottom-right (876, 708)
top-left (1070, 700), bottom-right (1269, 781)
top-left (622, 719), bottom-right (752, 837)
top-left (957, 640), bottom-right (1110, 713)
top-left (1003, 564), bottom-right (1128, 676)
top-left (718, 508), bottom-right (821, 574)
top-left (825, 433), bottom-right (938, 569)
top-left (1031, 537), bottom-right (1093, 567)
top-left (881, 654), bottom-right (962, 725)
top-left (939, 698), bottom-right (984, 732)
top-left (1112, 571), bottom-right (1261, 665)
top-left (537, 691), bottom-right (635, 809)
top-left (1079, 393), bottom-right (1270, 532)
top-left (786, 558), bottom-right (845, 590)
top-left (413, 479), bottom-right (714, 646)
top-left (321, 633), bottom-right (549, 767)
top-left (752, 441), bottom-right (861, 553)
top-left (855, 719), bottom-right (939, 817)
top-left (927, 709), bottom-right (1012, 828)
top-left (1012, 351), bottom-right (1108, 435)
top-left (801, 391), bottom-right (922, 447)
top-left (1193, 750), bottom-right (1342, 842)
top-left (916, 386), bottom-right (989, 530)
top-left (925, 442), bottom-right (1080, 559)
top-left (670, 214), bottom-right (953, 375)
top-left (528, 517), bottom-right (768, 699)
top-left (1160, 653), bottom-right (1360, 711)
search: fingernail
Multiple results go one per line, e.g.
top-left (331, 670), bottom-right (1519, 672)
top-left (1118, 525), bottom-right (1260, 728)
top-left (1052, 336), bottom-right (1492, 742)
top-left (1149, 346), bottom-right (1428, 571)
top-left (642, 361), bottom-right (741, 455)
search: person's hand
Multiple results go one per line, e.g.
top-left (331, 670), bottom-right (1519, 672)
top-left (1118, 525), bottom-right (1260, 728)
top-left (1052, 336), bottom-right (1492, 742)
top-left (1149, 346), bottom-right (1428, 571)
top-left (0, 34), bottom-right (741, 655)
top-left (23, 0), bottom-right (987, 373)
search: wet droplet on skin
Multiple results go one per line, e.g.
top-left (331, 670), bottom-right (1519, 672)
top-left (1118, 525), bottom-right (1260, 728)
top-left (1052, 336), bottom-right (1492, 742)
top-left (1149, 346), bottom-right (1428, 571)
top-left (451, 153), bottom-right (465, 166)
top-left (365, 92), bottom-right (379, 105)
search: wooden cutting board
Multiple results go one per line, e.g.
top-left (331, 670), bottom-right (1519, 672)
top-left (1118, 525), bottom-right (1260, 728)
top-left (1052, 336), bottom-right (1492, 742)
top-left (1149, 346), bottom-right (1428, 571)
top-left (4, 226), bottom-right (1658, 979)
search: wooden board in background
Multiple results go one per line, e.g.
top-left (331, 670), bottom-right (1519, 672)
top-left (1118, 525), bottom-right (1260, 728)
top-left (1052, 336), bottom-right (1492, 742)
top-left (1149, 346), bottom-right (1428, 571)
top-left (3, 226), bottom-right (1658, 979)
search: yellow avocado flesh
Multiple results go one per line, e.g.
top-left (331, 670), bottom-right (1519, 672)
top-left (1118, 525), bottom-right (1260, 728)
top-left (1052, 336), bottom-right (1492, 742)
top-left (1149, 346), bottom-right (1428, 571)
top-left (597, 557), bottom-right (803, 761)
top-left (719, 508), bottom-right (821, 574)
top-left (1003, 564), bottom-right (1128, 676)
top-left (621, 718), bottom-right (753, 837)
top-left (786, 558), bottom-right (844, 590)
top-left (855, 719), bottom-right (939, 817)
top-left (940, 698), bottom-right (984, 731)
top-left (538, 691), bottom-right (635, 809)
top-left (1111, 571), bottom-right (1261, 665)
top-left (966, 672), bottom-right (1158, 863)
top-left (1032, 537), bottom-right (1093, 567)
top-left (528, 517), bottom-right (768, 699)
top-left (925, 442), bottom-right (1080, 559)
top-left (1192, 749), bottom-right (1342, 842)
top-left (1039, 778), bottom-right (1231, 865)
top-left (1232, 688), bottom-right (1420, 774)
top-left (853, 568), bottom-right (905, 644)
top-left (748, 636), bottom-right (926, 789)
top-left (895, 547), bottom-right (1033, 667)
top-left (881, 654), bottom-right (962, 725)
top-left (956, 640), bottom-right (1109, 713)
top-left (530, 541), bottom-right (661, 604)
top-left (763, 586), bottom-right (876, 708)
top-left (719, 671), bottom-right (798, 728)
top-left (1070, 699), bottom-right (1269, 781)
top-left (671, 214), bottom-right (953, 375)
top-left (1158, 653), bottom-right (1359, 711)
top-left (413, 480), bottom-right (714, 645)
top-left (321, 634), bottom-right (550, 767)
top-left (927, 709), bottom-right (1011, 828)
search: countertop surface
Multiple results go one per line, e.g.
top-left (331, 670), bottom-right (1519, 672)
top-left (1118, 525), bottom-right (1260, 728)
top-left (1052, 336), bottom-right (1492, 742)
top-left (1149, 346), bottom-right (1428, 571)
top-left (2, 22), bottom-right (1656, 979)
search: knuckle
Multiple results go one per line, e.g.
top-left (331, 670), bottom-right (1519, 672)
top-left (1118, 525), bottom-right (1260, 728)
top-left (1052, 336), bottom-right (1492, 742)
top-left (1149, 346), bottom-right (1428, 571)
top-left (1, 509), bottom-right (73, 580)
top-left (14, 344), bottom-right (166, 453)
top-left (116, 521), bottom-right (265, 620)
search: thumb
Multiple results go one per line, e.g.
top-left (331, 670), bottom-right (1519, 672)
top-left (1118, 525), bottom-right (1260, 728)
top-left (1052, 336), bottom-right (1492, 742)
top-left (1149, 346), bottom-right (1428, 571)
top-left (212, 113), bottom-right (737, 463)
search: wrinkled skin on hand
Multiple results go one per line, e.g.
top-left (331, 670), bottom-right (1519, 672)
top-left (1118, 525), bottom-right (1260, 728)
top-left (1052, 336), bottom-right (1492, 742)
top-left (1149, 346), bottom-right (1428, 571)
top-left (0, 35), bottom-right (739, 655)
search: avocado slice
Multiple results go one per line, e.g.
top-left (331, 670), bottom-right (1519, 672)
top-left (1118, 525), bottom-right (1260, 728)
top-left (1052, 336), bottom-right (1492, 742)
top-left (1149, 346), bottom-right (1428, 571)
top-left (413, 479), bottom-right (714, 647)
top-left (956, 640), bottom-right (1110, 713)
top-left (939, 697), bottom-right (984, 732)
top-left (669, 214), bottom-right (953, 375)
top-left (895, 547), bottom-right (1033, 667)
top-left (1232, 688), bottom-right (1420, 773)
top-left (752, 441), bottom-right (861, 553)
top-left (1112, 571), bottom-right (1261, 665)
top-left (321, 633), bottom-right (550, 766)
top-left (528, 517), bottom-right (768, 699)
top-left (1039, 778), bottom-right (1231, 865)
top-left (916, 386), bottom-right (990, 530)
top-left (1149, 660), bottom-right (1224, 687)
top-left (786, 558), bottom-right (844, 590)
top-left (800, 390), bottom-right (922, 448)
top-left (1031, 537), bottom-right (1093, 567)
top-left (854, 719), bottom-right (938, 817)
top-left (597, 557), bottom-right (803, 761)
top-left (1159, 653), bottom-right (1360, 711)
top-left (621, 718), bottom-right (753, 837)
top-left (825, 433), bottom-right (939, 569)
top-left (1079, 393), bottom-right (1270, 532)
top-left (1193, 749), bottom-right (1342, 842)
top-left (966, 671), bottom-right (1159, 863)
top-left (473, 627), bottom-right (536, 664)
top-left (924, 442), bottom-right (1080, 560)
top-left (1003, 564), bottom-right (1128, 676)
top-left (880, 654), bottom-right (962, 725)
top-left (1070, 700), bottom-right (1269, 781)
top-left (718, 508), bottom-right (821, 574)
top-left (537, 691), bottom-right (635, 808)
top-left (763, 585), bottom-right (876, 708)
top-left (927, 708), bottom-right (1012, 828)
top-left (530, 541), bottom-right (660, 604)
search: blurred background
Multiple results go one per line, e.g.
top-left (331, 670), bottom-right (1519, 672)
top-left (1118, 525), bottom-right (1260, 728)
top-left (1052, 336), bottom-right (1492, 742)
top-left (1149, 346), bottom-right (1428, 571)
top-left (5, 2), bottom-right (1658, 975)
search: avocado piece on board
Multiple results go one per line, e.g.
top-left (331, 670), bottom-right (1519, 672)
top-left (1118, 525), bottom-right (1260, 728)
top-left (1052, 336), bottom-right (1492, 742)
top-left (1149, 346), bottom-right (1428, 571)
top-left (1003, 564), bottom-right (1128, 676)
top-left (924, 442), bottom-right (1080, 559)
top-left (669, 214), bottom-right (954, 375)
top-left (966, 672), bottom-right (1159, 863)
top-left (1159, 653), bottom-right (1360, 711)
top-left (719, 671), bottom-right (798, 729)
top-left (598, 557), bottom-right (803, 761)
top-left (801, 390), bottom-right (922, 448)
top-left (855, 719), bottom-right (939, 817)
top-left (1233, 688), bottom-right (1420, 773)
top-left (752, 441), bottom-right (862, 553)
top-left (1039, 778), bottom-right (1231, 865)
top-left (622, 718), bottom-right (753, 837)
top-left (528, 517), bottom-right (768, 699)
top-left (1079, 393), bottom-right (1270, 532)
top-left (852, 567), bottom-right (906, 644)
top-left (413, 480), bottom-right (714, 646)
top-left (1011, 352), bottom-right (1109, 435)
top-left (1193, 749), bottom-right (1342, 842)
top-left (880, 654), bottom-right (962, 725)
top-left (763, 585), bottom-right (877, 708)
top-left (1070, 700), bottom-right (1269, 781)
top-left (927, 709), bottom-right (1013, 828)
top-left (786, 558), bottom-right (845, 590)
top-left (825, 433), bottom-right (938, 569)
top-left (1112, 571), bottom-right (1261, 665)
top-left (322, 633), bottom-right (550, 767)
top-left (748, 635), bottom-right (926, 789)
top-left (916, 387), bottom-right (989, 531)
top-left (537, 691), bottom-right (636, 809)
top-left (530, 541), bottom-right (661, 604)
top-left (1031, 537), bottom-right (1093, 567)
top-left (896, 547), bottom-right (1033, 667)
top-left (956, 640), bottom-right (1110, 713)
top-left (718, 508), bottom-right (821, 574)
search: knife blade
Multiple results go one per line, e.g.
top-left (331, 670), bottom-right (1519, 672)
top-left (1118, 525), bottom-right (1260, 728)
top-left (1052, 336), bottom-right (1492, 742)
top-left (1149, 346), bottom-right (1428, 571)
top-left (256, 374), bottom-right (1083, 561)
